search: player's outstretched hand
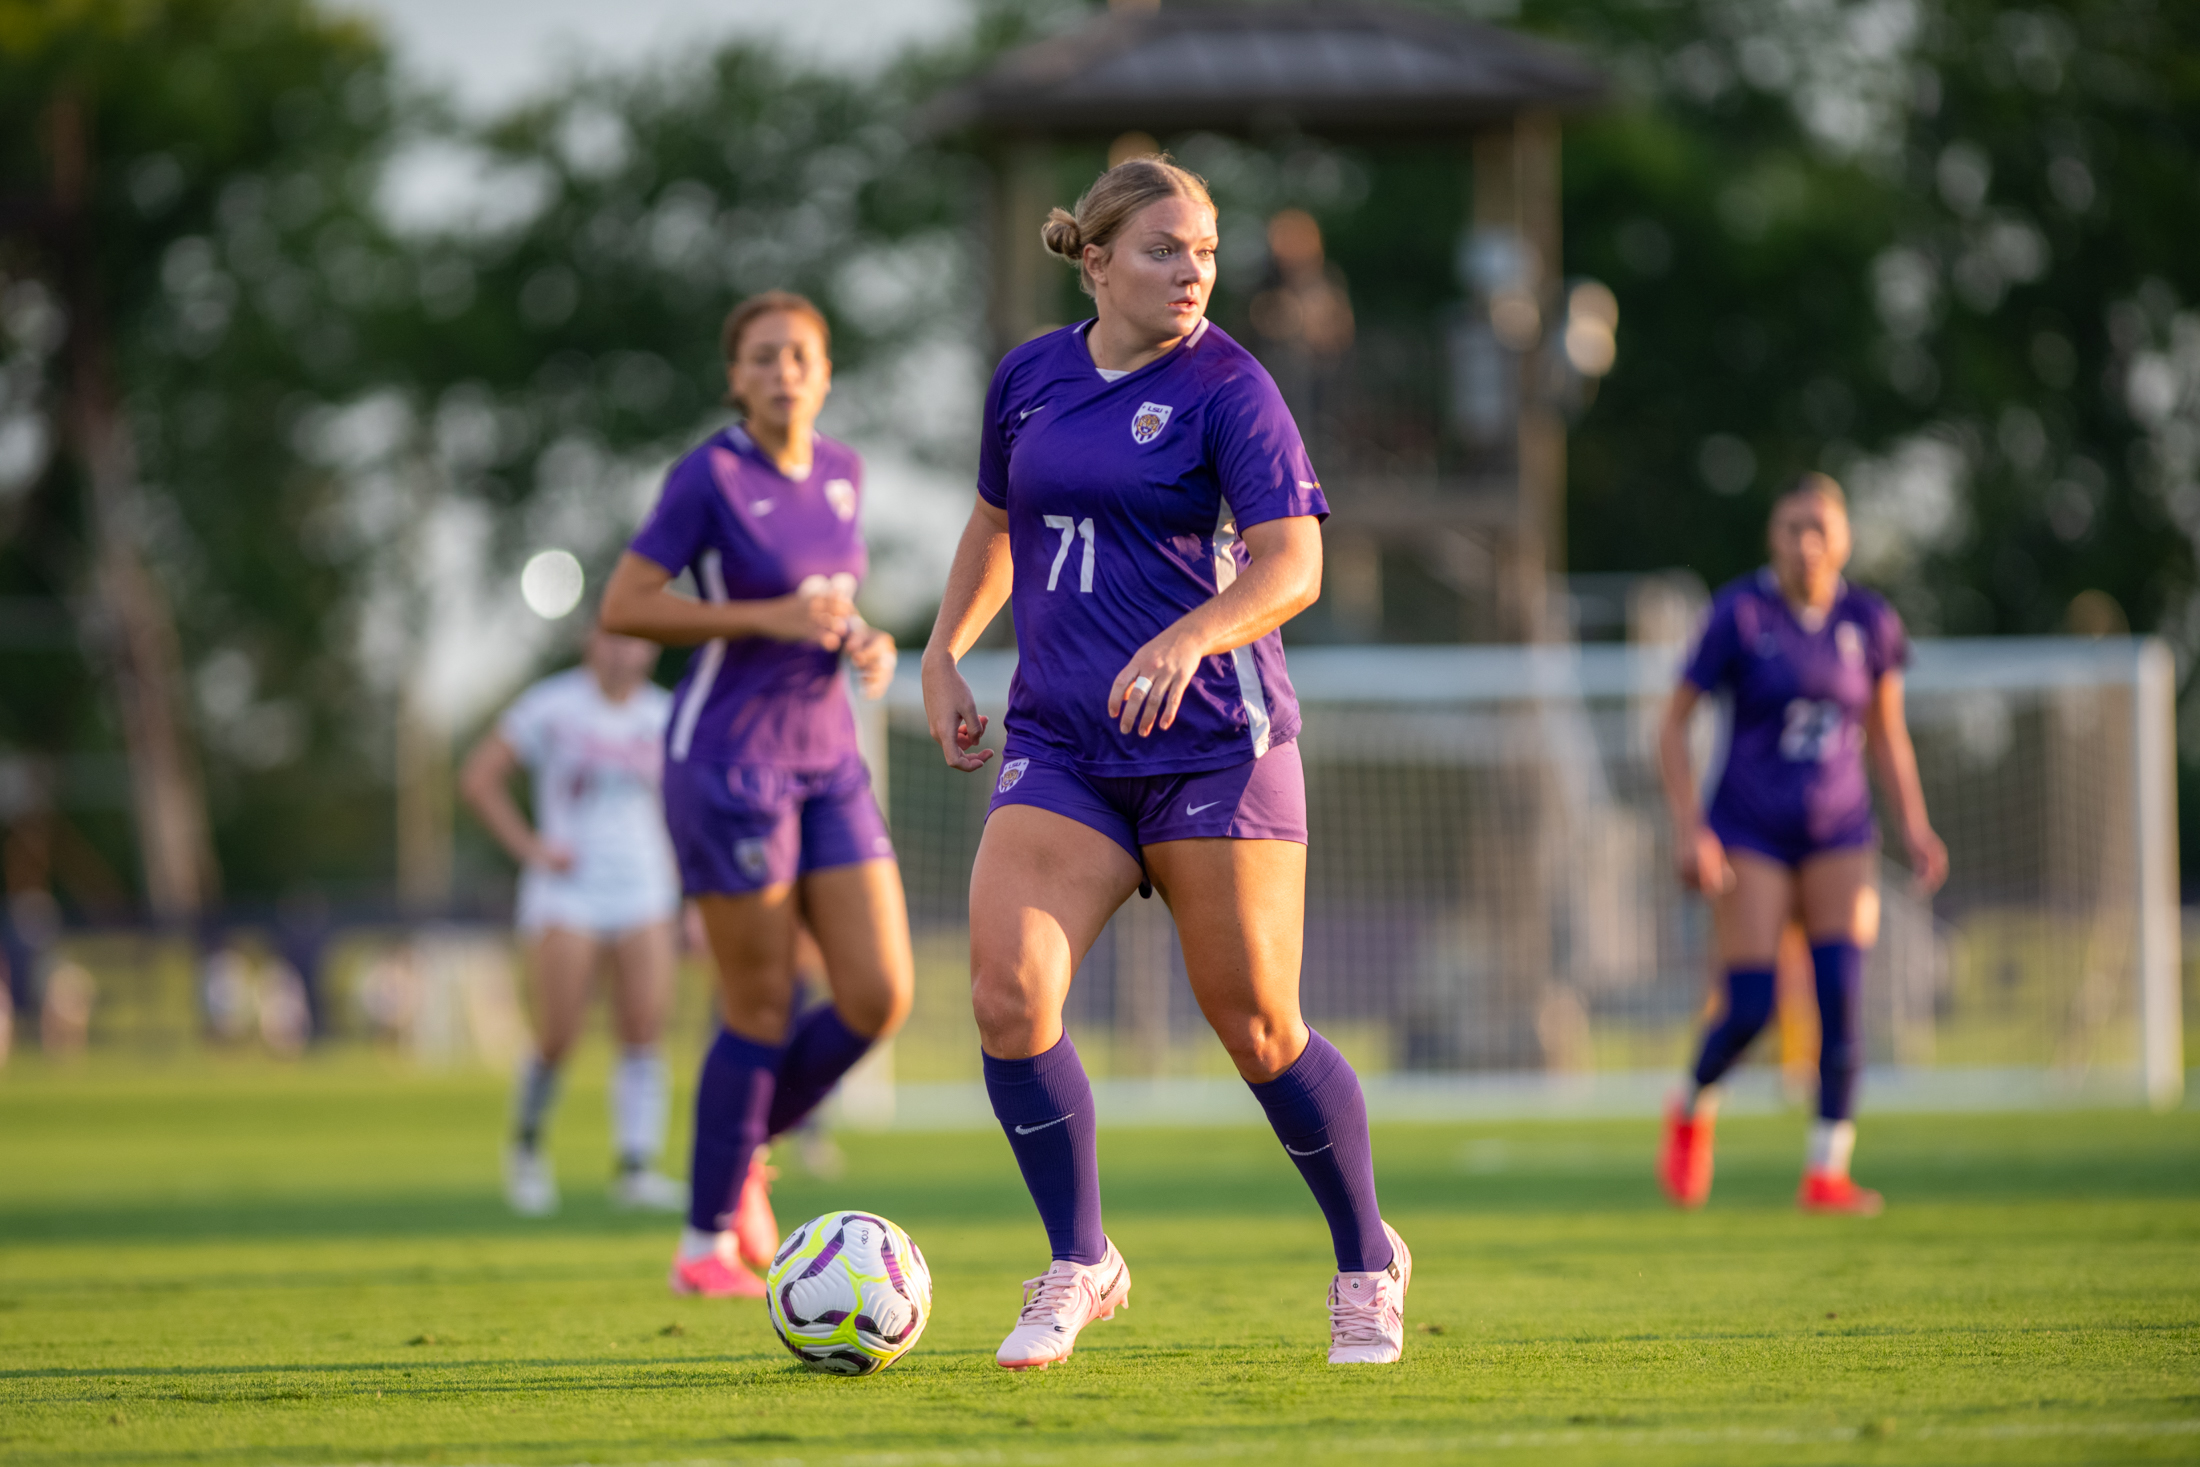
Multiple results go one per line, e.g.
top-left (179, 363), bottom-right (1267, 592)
top-left (1108, 629), bottom-right (1203, 737)
top-left (1678, 824), bottom-right (1733, 896)
top-left (1905, 823), bottom-right (1949, 896)
top-left (756, 582), bottom-right (854, 650)
top-left (921, 652), bottom-right (994, 773)
top-left (847, 625), bottom-right (898, 700)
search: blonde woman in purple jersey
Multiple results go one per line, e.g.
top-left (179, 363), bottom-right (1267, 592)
top-left (923, 158), bottom-right (1408, 1370)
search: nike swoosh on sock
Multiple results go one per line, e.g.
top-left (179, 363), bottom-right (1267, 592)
top-left (1284, 1141), bottom-right (1334, 1157)
top-left (1014, 1114), bottom-right (1074, 1135)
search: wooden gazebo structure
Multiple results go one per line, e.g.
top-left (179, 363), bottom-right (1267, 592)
top-left (924, 0), bottom-right (1605, 642)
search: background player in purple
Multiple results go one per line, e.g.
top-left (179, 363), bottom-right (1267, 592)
top-left (921, 157), bottom-right (1410, 1369)
top-left (1655, 474), bottom-right (1948, 1214)
top-left (601, 291), bottom-right (914, 1298)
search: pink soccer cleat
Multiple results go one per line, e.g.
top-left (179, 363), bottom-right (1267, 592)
top-left (1798, 1170), bottom-right (1884, 1216)
top-left (1659, 1099), bottom-right (1715, 1209)
top-left (994, 1239), bottom-right (1131, 1370)
top-left (1328, 1221), bottom-right (1412, 1365)
top-left (732, 1152), bottom-right (780, 1271)
top-left (669, 1249), bottom-right (768, 1298)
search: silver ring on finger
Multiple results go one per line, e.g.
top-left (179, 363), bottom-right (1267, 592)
top-left (1131, 675), bottom-right (1154, 695)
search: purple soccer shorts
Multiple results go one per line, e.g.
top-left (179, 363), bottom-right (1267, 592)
top-left (1708, 807), bottom-right (1877, 870)
top-left (663, 755), bottom-right (894, 896)
top-left (985, 739), bottom-right (1308, 862)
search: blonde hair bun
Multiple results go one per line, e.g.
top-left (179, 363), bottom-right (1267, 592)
top-left (1039, 155), bottom-right (1214, 297)
top-left (1040, 207), bottom-right (1083, 260)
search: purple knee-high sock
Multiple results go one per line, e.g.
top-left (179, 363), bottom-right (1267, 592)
top-left (687, 1028), bottom-right (782, 1234)
top-left (1692, 967), bottom-right (1776, 1090)
top-left (766, 1003), bottom-right (874, 1137)
top-left (1249, 1031), bottom-right (1391, 1274)
top-left (983, 1033), bottom-right (1106, 1266)
top-left (1811, 941), bottom-right (1865, 1121)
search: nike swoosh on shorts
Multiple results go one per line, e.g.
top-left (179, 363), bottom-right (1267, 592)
top-left (1186, 801), bottom-right (1221, 816)
top-left (1015, 1114), bottom-right (1074, 1135)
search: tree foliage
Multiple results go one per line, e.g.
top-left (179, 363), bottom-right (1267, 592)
top-left (1527, 0), bottom-right (2200, 645)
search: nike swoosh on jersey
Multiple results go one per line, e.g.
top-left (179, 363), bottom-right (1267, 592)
top-left (1185, 800), bottom-right (1221, 816)
top-left (1014, 1114), bottom-right (1074, 1135)
top-left (1019, 403), bottom-right (1049, 421)
top-left (752, 499), bottom-right (774, 514)
top-left (1284, 1141), bottom-right (1333, 1157)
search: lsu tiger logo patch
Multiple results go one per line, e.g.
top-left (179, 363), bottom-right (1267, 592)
top-left (824, 478), bottom-right (857, 522)
top-left (1836, 621), bottom-right (1864, 666)
top-left (734, 837), bottom-right (771, 881)
top-left (996, 758), bottom-right (1030, 794)
top-left (1130, 402), bottom-right (1173, 445)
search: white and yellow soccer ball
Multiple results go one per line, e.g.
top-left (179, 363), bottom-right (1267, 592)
top-left (765, 1211), bottom-right (933, 1376)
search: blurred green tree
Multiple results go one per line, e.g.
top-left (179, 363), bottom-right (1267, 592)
top-left (1524, 0), bottom-right (2200, 635)
top-left (1512, 0), bottom-right (2200, 871)
top-left (0, 0), bottom-right (400, 917)
top-left (0, 0), bottom-right (1003, 915)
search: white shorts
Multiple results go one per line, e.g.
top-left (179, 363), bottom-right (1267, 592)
top-left (515, 875), bottom-right (680, 939)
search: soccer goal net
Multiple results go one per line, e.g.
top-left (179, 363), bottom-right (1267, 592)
top-left (864, 637), bottom-right (2181, 1119)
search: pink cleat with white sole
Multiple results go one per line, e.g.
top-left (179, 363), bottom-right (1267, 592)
top-left (1328, 1222), bottom-right (1412, 1365)
top-left (994, 1239), bottom-right (1131, 1370)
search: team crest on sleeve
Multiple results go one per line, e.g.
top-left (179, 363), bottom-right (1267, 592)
top-left (824, 478), bottom-right (857, 522)
top-left (996, 757), bottom-right (1030, 794)
top-left (1130, 402), bottom-right (1174, 445)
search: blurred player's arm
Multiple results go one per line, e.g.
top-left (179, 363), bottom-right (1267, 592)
top-left (1108, 515), bottom-right (1322, 737)
top-left (1862, 671), bottom-right (1949, 894)
top-left (1657, 682), bottom-right (1732, 895)
top-left (920, 498), bottom-right (1014, 771)
top-left (600, 551), bottom-right (852, 650)
top-left (458, 732), bottom-right (570, 873)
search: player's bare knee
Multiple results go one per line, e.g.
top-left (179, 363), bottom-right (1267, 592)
top-left (837, 975), bottom-right (912, 1040)
top-left (719, 985), bottom-right (794, 1044)
top-left (1211, 1015), bottom-right (1297, 1083)
top-left (970, 970), bottom-right (1047, 1055)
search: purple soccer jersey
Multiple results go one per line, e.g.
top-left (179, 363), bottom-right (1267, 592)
top-left (1683, 569), bottom-right (1910, 859)
top-left (978, 318), bottom-right (1330, 775)
top-left (629, 425), bottom-right (867, 773)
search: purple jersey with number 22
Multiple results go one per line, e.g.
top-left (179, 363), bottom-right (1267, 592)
top-left (1683, 569), bottom-right (1909, 858)
top-left (628, 424), bottom-right (867, 772)
top-left (979, 318), bottom-right (1330, 775)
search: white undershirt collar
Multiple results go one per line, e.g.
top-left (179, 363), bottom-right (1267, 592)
top-left (1083, 317), bottom-right (1208, 382)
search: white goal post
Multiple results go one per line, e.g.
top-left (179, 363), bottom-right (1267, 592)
top-left (859, 637), bottom-right (2181, 1122)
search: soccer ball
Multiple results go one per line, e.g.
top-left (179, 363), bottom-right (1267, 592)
top-left (765, 1210), bottom-right (932, 1376)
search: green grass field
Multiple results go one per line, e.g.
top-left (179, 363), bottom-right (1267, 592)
top-left (2, 1055), bottom-right (2196, 1465)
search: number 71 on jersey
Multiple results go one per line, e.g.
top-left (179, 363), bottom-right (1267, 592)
top-left (1043, 515), bottom-right (1095, 592)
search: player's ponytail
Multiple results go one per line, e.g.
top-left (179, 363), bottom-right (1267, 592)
top-left (1041, 155), bottom-right (1214, 298)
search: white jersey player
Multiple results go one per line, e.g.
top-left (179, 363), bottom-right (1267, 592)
top-left (460, 628), bottom-right (686, 1216)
